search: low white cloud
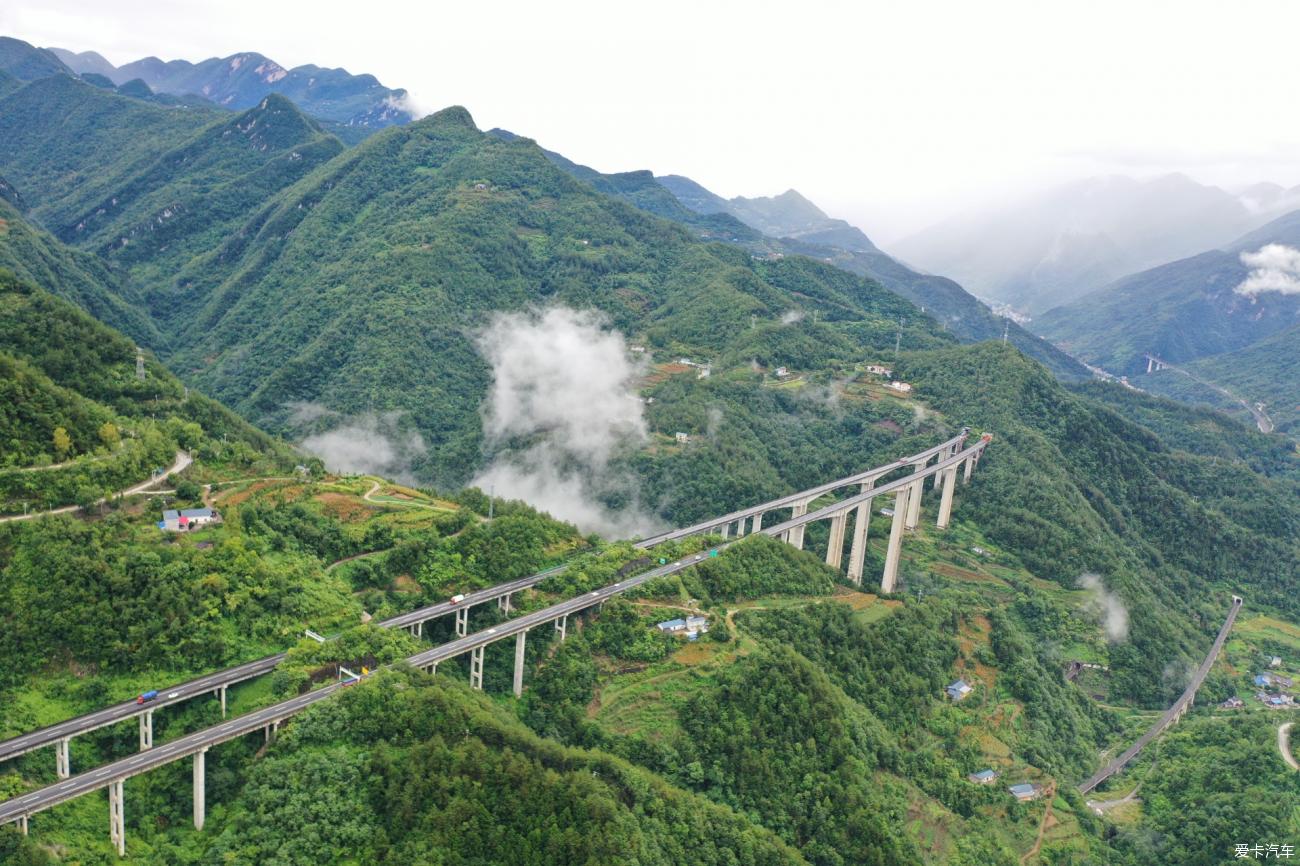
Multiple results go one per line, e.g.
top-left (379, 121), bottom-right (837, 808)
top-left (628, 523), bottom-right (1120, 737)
top-left (1235, 243), bottom-right (1300, 296)
top-left (298, 411), bottom-right (425, 481)
top-left (780, 309), bottom-right (805, 325)
top-left (472, 306), bottom-right (663, 538)
top-left (1078, 573), bottom-right (1129, 643)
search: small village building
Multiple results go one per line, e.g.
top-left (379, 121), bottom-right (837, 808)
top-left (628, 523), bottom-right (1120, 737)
top-left (1008, 783), bottom-right (1039, 802)
top-left (675, 432), bottom-right (691, 444)
top-left (160, 507), bottom-right (220, 532)
top-left (775, 366), bottom-right (789, 378)
top-left (946, 679), bottom-right (973, 701)
top-left (657, 615), bottom-right (710, 639)
top-left (1219, 696), bottom-right (1244, 709)
top-left (866, 364), bottom-right (893, 376)
top-left (969, 769), bottom-right (998, 784)
top-left (880, 507), bottom-right (895, 517)
top-left (1255, 674), bottom-right (1274, 688)
top-left (1269, 656), bottom-right (1283, 669)
top-left (697, 365), bottom-right (711, 379)
top-left (888, 381), bottom-right (913, 393)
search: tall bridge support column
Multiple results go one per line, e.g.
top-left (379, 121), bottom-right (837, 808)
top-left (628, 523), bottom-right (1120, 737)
top-left (719, 523), bottom-right (730, 539)
top-left (56, 737), bottom-right (70, 779)
top-left (787, 498), bottom-right (812, 548)
top-left (752, 512), bottom-right (763, 533)
top-left (933, 448), bottom-right (949, 489)
top-left (218, 685), bottom-right (227, 718)
top-left (470, 646), bottom-right (485, 690)
top-left (513, 631), bottom-right (528, 698)
top-left (108, 779), bottom-right (125, 857)
top-left (498, 593), bottom-right (512, 615)
top-left (139, 710), bottom-right (153, 751)
top-left (193, 748), bottom-right (207, 831)
top-left (555, 615), bottom-right (567, 641)
top-left (455, 607), bottom-right (469, 637)
top-left (18, 815), bottom-right (28, 836)
top-left (825, 512), bottom-right (847, 569)
top-left (936, 466), bottom-right (958, 529)
top-left (963, 455), bottom-right (974, 483)
top-left (881, 486), bottom-right (911, 593)
top-left (905, 464), bottom-right (925, 530)
top-left (735, 517), bottom-right (746, 538)
top-left (846, 490), bottom-right (874, 586)
top-left (410, 621), bottom-right (423, 639)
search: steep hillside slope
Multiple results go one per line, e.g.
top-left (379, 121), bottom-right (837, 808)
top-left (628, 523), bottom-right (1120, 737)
top-left (119, 107), bottom-right (953, 488)
top-left (0, 195), bottom-right (159, 345)
top-left (902, 343), bottom-right (1300, 701)
top-left (499, 151), bottom-right (1087, 378)
top-left (893, 173), bottom-right (1299, 314)
top-left (0, 36), bottom-right (71, 81)
top-left (0, 270), bottom-right (294, 509)
top-left (0, 75), bottom-right (345, 326)
top-left (1034, 209), bottom-right (1300, 375)
top-left (50, 44), bottom-right (413, 130)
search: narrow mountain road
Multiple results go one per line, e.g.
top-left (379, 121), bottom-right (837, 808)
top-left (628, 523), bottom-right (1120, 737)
top-left (1086, 784), bottom-right (1141, 814)
top-left (1280, 723), bottom-right (1299, 771)
top-left (362, 479), bottom-right (446, 511)
top-left (0, 450), bottom-right (191, 523)
top-left (1144, 355), bottom-right (1275, 434)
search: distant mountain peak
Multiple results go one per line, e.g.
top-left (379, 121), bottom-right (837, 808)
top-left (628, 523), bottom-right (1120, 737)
top-left (45, 39), bottom-right (414, 132)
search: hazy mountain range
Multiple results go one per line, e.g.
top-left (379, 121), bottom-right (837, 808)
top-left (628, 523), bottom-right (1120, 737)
top-left (893, 173), bottom-right (1300, 315)
top-left (0, 35), bottom-right (412, 135)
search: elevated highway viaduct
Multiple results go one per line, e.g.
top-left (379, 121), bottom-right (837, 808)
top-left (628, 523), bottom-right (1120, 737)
top-left (0, 432), bottom-right (993, 854)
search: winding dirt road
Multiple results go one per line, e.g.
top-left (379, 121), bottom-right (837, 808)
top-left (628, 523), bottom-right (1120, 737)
top-left (0, 450), bottom-right (190, 523)
top-left (1280, 722), bottom-right (1299, 771)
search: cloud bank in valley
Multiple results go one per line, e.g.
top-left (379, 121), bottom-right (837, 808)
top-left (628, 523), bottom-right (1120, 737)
top-left (294, 405), bottom-right (426, 481)
top-left (472, 306), bottom-right (663, 538)
top-left (1235, 243), bottom-right (1300, 296)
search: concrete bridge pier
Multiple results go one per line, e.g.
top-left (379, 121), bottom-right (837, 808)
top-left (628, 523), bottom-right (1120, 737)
top-left (18, 814), bottom-right (28, 835)
top-left (455, 607), bottom-right (470, 637)
top-left (193, 748), bottom-right (207, 831)
top-left (787, 498), bottom-right (812, 548)
top-left (963, 455), bottom-right (974, 483)
top-left (470, 646), bottom-right (485, 690)
top-left (825, 512), bottom-right (847, 569)
top-left (751, 512), bottom-right (763, 533)
top-left (139, 710), bottom-right (153, 751)
top-left (56, 736), bottom-right (70, 779)
top-left (936, 466), bottom-right (958, 529)
top-left (498, 592), bottom-right (512, 614)
top-left (846, 486), bottom-right (875, 586)
top-left (555, 615), bottom-right (567, 641)
top-left (410, 621), bottom-right (423, 639)
top-left (905, 463), bottom-right (925, 529)
top-left (217, 685), bottom-right (227, 718)
top-left (513, 631), bottom-right (527, 697)
top-left (719, 523), bottom-right (730, 539)
top-left (108, 778), bottom-right (125, 856)
top-left (881, 485), bottom-right (911, 593)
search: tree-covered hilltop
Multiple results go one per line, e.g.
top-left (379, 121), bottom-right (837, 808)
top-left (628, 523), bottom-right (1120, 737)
top-left (0, 74), bottom-right (344, 308)
top-left (0, 271), bottom-right (295, 509)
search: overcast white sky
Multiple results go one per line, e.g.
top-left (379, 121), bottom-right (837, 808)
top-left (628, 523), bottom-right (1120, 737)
top-left (5, 0), bottom-right (1300, 241)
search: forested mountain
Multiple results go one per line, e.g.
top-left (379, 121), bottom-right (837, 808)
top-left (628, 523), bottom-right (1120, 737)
top-left (49, 44), bottom-right (413, 130)
top-left (0, 194), bottom-right (159, 345)
top-left (0, 36), bottom-right (71, 82)
top-left (494, 136), bottom-right (1087, 379)
top-left (1034, 209), bottom-right (1300, 378)
top-left (0, 269), bottom-right (294, 506)
top-left (893, 173), bottom-right (1300, 315)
